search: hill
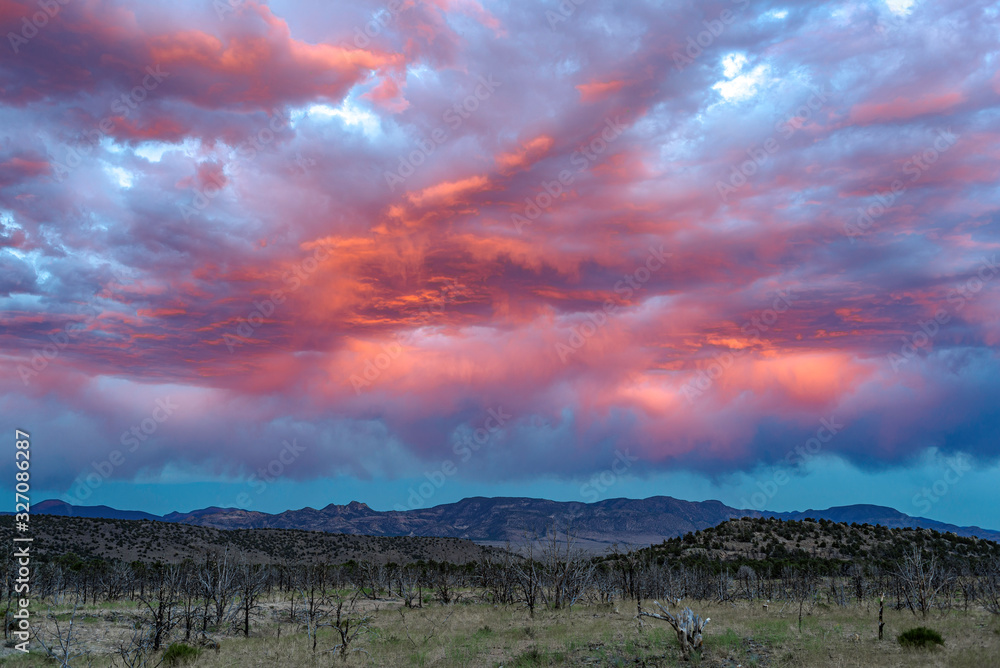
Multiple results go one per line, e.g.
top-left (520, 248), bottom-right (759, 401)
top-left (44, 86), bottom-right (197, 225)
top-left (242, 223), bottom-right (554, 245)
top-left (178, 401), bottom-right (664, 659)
top-left (23, 496), bottom-right (1000, 550)
top-left (635, 516), bottom-right (1000, 575)
top-left (0, 514), bottom-right (494, 565)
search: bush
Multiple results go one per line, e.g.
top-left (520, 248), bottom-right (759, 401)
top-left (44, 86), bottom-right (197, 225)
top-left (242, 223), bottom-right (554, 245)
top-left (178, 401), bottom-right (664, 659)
top-left (898, 627), bottom-right (944, 649)
top-left (162, 643), bottom-right (202, 665)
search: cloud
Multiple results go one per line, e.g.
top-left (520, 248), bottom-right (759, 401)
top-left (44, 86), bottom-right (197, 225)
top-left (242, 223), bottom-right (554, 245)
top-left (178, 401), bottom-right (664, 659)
top-left (1, 0), bottom-right (998, 497)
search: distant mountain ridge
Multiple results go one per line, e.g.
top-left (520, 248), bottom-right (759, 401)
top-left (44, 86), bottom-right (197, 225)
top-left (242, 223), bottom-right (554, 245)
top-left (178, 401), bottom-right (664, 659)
top-left (32, 499), bottom-right (161, 522)
top-left (23, 496), bottom-right (1000, 549)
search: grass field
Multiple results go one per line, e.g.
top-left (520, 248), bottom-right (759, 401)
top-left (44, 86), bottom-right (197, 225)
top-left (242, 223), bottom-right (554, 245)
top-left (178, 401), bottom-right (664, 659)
top-left (3, 594), bottom-right (998, 667)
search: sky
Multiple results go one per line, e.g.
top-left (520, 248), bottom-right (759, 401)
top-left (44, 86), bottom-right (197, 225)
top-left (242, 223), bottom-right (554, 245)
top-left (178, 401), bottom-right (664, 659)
top-left (1, 0), bottom-right (999, 528)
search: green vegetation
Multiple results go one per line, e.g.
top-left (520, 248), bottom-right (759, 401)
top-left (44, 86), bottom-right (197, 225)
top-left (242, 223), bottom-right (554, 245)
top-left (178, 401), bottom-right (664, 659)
top-left (634, 517), bottom-right (1000, 577)
top-left (898, 626), bottom-right (944, 649)
top-left (0, 514), bottom-right (996, 666)
top-left (162, 642), bottom-right (202, 665)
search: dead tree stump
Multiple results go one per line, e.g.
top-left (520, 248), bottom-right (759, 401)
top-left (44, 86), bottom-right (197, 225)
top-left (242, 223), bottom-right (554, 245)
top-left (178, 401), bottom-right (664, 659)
top-left (878, 593), bottom-right (885, 640)
top-left (638, 600), bottom-right (710, 660)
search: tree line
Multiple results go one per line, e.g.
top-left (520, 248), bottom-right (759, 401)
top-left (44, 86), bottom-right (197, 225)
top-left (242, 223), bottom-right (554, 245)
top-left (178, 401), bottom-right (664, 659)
top-left (2, 526), bottom-right (999, 665)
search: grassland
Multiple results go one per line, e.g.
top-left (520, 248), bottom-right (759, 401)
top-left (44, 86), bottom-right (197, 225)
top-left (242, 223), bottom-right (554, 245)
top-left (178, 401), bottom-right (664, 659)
top-left (3, 593), bottom-right (998, 667)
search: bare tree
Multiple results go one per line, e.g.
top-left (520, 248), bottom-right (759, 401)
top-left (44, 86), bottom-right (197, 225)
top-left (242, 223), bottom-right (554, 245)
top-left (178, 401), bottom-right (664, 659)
top-left (396, 606), bottom-right (453, 650)
top-left (737, 565), bottom-right (758, 602)
top-left (111, 621), bottom-right (163, 668)
top-left (297, 563), bottom-right (332, 652)
top-left (397, 565), bottom-right (424, 608)
top-left (354, 561), bottom-right (386, 600)
top-left (33, 600), bottom-right (90, 668)
top-left (897, 546), bottom-right (952, 618)
top-left (608, 543), bottom-right (642, 601)
top-left (980, 557), bottom-right (1000, 615)
top-left (325, 590), bottom-right (372, 662)
top-left (540, 528), bottom-right (593, 610)
top-left (513, 540), bottom-right (542, 618)
top-left (715, 569), bottom-right (734, 603)
top-left (235, 556), bottom-right (270, 637)
top-left (135, 564), bottom-right (180, 652)
top-left (786, 566), bottom-right (818, 631)
top-left (176, 563), bottom-right (202, 641)
top-left (101, 561), bottom-right (134, 601)
top-left (199, 550), bottom-right (237, 633)
top-left (431, 564), bottom-right (464, 605)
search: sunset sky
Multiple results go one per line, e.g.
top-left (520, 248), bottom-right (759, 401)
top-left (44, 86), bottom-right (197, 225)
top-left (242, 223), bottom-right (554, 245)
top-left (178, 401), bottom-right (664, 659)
top-left (2, 0), bottom-right (999, 527)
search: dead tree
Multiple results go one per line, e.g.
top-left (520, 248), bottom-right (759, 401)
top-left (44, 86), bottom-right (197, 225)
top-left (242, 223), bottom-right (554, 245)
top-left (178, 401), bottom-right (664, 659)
top-left (737, 565), bottom-right (758, 602)
top-left (136, 565), bottom-right (180, 652)
top-left (325, 591), bottom-right (372, 662)
top-left (897, 546), bottom-right (952, 618)
top-left (177, 565), bottom-right (201, 641)
top-left (789, 567), bottom-right (818, 631)
top-left (199, 550), bottom-right (237, 632)
top-left (397, 606), bottom-right (453, 650)
top-left (235, 557), bottom-right (270, 637)
top-left (102, 561), bottom-right (134, 601)
top-left (513, 541), bottom-right (542, 618)
top-left (980, 557), bottom-right (1000, 615)
top-left (298, 563), bottom-right (332, 652)
top-left (397, 565), bottom-right (424, 608)
top-left (540, 528), bottom-right (593, 610)
top-left (849, 563), bottom-right (869, 606)
top-left (432, 565), bottom-right (462, 605)
top-left (715, 569), bottom-right (734, 603)
top-left (354, 561), bottom-right (386, 600)
top-left (32, 601), bottom-right (87, 668)
top-left (878, 592), bottom-right (885, 640)
top-left (111, 621), bottom-right (161, 668)
top-left (637, 599), bottom-right (710, 661)
top-left (609, 544), bottom-right (642, 601)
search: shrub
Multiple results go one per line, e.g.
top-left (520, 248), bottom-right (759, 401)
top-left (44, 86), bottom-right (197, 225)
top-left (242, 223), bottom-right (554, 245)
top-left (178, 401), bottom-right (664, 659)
top-left (898, 627), bottom-right (944, 649)
top-left (162, 643), bottom-right (202, 665)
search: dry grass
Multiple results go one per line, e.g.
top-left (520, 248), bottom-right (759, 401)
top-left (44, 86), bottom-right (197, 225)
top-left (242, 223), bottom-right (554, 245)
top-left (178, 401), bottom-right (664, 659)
top-left (3, 596), bottom-right (998, 667)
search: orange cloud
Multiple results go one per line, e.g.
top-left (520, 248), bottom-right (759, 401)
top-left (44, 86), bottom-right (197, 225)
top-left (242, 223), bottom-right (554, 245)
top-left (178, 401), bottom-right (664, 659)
top-left (495, 135), bottom-right (555, 172)
top-left (576, 79), bottom-right (626, 103)
top-left (850, 91), bottom-right (965, 125)
top-left (407, 174), bottom-right (490, 207)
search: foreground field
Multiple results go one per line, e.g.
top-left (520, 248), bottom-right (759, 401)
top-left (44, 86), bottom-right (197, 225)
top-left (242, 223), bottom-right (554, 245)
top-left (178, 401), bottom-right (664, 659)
top-left (4, 596), bottom-right (998, 667)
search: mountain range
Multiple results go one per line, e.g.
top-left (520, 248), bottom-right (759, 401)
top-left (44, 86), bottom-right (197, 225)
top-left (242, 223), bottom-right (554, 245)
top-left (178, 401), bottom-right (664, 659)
top-left (29, 496), bottom-right (1000, 551)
